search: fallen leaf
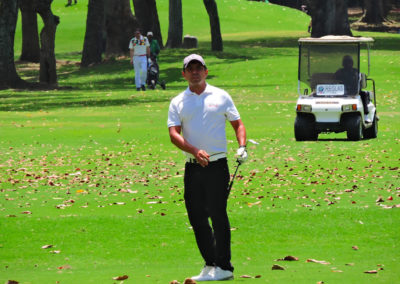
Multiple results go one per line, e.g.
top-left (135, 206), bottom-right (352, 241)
top-left (170, 280), bottom-right (180, 284)
top-left (41, 244), bottom-right (53, 249)
top-left (364, 270), bottom-right (378, 274)
top-left (7, 281), bottom-right (19, 284)
top-left (183, 278), bottom-right (196, 284)
top-left (240, 275), bottom-right (252, 278)
top-left (57, 265), bottom-right (71, 270)
top-left (255, 275), bottom-right (262, 278)
top-left (21, 211), bottom-right (32, 214)
top-left (271, 264), bottom-right (285, 270)
top-left (276, 255), bottom-right (299, 261)
top-left (376, 197), bottom-right (384, 203)
top-left (352, 246), bottom-right (359, 250)
top-left (306, 259), bottom-right (330, 265)
top-left (112, 275), bottom-right (129, 280)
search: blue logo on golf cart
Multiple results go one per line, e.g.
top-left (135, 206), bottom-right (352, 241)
top-left (318, 86), bottom-right (324, 94)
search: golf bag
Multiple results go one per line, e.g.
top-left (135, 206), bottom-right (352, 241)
top-left (146, 55), bottom-right (166, 90)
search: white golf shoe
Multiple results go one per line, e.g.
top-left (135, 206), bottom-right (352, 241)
top-left (211, 267), bottom-right (234, 281)
top-left (191, 265), bottom-right (214, 281)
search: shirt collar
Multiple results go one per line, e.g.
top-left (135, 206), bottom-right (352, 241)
top-left (185, 83), bottom-right (211, 96)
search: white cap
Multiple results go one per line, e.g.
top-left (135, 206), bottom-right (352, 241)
top-left (183, 54), bottom-right (206, 69)
top-left (147, 32), bottom-right (153, 36)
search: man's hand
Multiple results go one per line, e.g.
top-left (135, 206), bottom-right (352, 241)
top-left (236, 146), bottom-right (248, 164)
top-left (195, 149), bottom-right (210, 167)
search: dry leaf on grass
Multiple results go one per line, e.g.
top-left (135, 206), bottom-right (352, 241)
top-left (276, 255), bottom-right (299, 261)
top-left (183, 278), bottom-right (197, 284)
top-left (41, 244), bottom-right (53, 249)
top-left (170, 280), bottom-right (180, 284)
top-left (306, 259), bottom-right (330, 265)
top-left (7, 281), bottom-right (19, 284)
top-left (112, 275), bottom-right (129, 280)
top-left (272, 264), bottom-right (285, 270)
top-left (240, 275), bottom-right (252, 278)
top-left (364, 270), bottom-right (378, 274)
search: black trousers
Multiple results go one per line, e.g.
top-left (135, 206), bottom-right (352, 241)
top-left (184, 158), bottom-right (233, 272)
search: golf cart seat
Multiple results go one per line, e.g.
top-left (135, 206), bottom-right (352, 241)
top-left (310, 73), bottom-right (340, 90)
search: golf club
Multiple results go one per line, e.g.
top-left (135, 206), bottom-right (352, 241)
top-left (228, 139), bottom-right (259, 191)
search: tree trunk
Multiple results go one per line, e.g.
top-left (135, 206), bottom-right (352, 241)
top-left (0, 0), bottom-right (24, 89)
top-left (104, 0), bottom-right (138, 56)
top-left (361, 0), bottom-right (390, 24)
top-left (203, 0), bottom-right (223, 51)
top-left (19, 0), bottom-right (40, 62)
top-left (132, 0), bottom-right (163, 48)
top-left (36, 2), bottom-right (59, 86)
top-left (81, 0), bottom-right (105, 67)
top-left (166, 0), bottom-right (182, 48)
top-left (308, 0), bottom-right (352, 37)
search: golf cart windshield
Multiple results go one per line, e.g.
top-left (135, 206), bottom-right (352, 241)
top-left (299, 43), bottom-right (360, 97)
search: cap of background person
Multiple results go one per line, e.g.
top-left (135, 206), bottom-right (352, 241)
top-left (183, 54), bottom-right (207, 70)
top-left (147, 32), bottom-right (153, 36)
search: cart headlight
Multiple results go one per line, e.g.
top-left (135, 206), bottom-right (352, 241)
top-left (342, 104), bottom-right (357, 112)
top-left (296, 104), bottom-right (312, 112)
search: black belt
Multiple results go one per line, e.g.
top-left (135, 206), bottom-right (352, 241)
top-left (186, 157), bottom-right (227, 164)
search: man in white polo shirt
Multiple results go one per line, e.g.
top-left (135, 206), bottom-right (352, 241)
top-left (129, 29), bottom-right (150, 91)
top-left (168, 54), bottom-right (247, 281)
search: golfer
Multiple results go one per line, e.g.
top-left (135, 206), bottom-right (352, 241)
top-left (168, 54), bottom-right (247, 281)
top-left (129, 29), bottom-right (150, 91)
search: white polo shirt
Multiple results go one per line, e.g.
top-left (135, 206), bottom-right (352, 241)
top-left (128, 35), bottom-right (149, 56)
top-left (168, 84), bottom-right (240, 159)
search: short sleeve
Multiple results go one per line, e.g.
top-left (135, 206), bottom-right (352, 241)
top-left (225, 94), bottom-right (240, 121)
top-left (167, 101), bottom-right (181, 128)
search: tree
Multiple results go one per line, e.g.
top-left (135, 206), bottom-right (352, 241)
top-left (307, 0), bottom-right (352, 37)
top-left (36, 0), bottom-right (60, 86)
top-left (132, 0), bottom-right (163, 48)
top-left (0, 0), bottom-right (24, 89)
top-left (360, 0), bottom-right (391, 24)
top-left (203, 0), bottom-right (223, 51)
top-left (104, 0), bottom-right (138, 55)
top-left (81, 0), bottom-right (105, 67)
top-left (166, 0), bottom-right (182, 48)
top-left (19, 0), bottom-right (40, 62)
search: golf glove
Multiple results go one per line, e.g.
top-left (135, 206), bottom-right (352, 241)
top-left (236, 146), bottom-right (248, 164)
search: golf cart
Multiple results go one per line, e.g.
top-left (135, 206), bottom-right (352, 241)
top-left (295, 36), bottom-right (378, 141)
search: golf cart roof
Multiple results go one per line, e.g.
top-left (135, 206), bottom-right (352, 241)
top-left (299, 35), bottom-right (374, 44)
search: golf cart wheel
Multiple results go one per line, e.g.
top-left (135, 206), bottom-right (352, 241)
top-left (363, 114), bottom-right (378, 139)
top-left (346, 115), bottom-right (363, 141)
top-left (294, 114), bottom-right (318, 141)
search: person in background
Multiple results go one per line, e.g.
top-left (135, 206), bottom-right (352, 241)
top-left (147, 31), bottom-right (160, 61)
top-left (129, 29), bottom-right (150, 91)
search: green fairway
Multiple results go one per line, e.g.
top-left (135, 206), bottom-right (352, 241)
top-left (1, 0), bottom-right (400, 283)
